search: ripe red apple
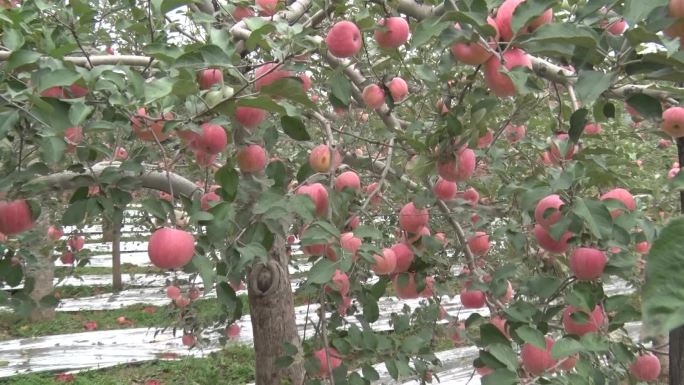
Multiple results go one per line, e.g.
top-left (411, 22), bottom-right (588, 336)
top-left (198, 69), bottom-right (223, 90)
top-left (174, 296), bottom-right (190, 308)
top-left (329, 269), bottom-right (350, 295)
top-left (399, 202), bottom-right (429, 233)
top-left (166, 285), bottom-right (181, 299)
top-left (374, 17), bottom-right (410, 49)
top-left (562, 305), bottom-right (606, 336)
top-left (635, 241), bottom-right (650, 254)
top-left (477, 130), bottom-right (494, 149)
top-left (630, 353), bottom-right (661, 382)
top-left (314, 348), bottom-right (342, 378)
top-left (433, 177), bottom-right (458, 201)
top-left (504, 124), bottom-right (526, 143)
top-left (114, 147), bottom-right (128, 160)
top-left (450, 320), bottom-right (466, 344)
top-left (326, 21), bottom-right (362, 58)
top-left (484, 48), bottom-right (533, 97)
top-left (309, 144), bottom-right (340, 173)
top-left (461, 187), bottom-right (479, 207)
top-left (393, 273), bottom-right (433, 299)
top-left (0, 200), bottom-right (35, 236)
top-left (451, 17), bottom-right (499, 65)
top-left (194, 123), bottom-right (228, 154)
top-left (391, 243), bottom-right (414, 273)
top-left (334, 171), bottom-right (361, 192)
top-left (467, 232), bottom-right (490, 256)
top-left (490, 315), bottom-right (510, 339)
top-left (200, 192), bottom-right (220, 210)
top-left (600, 187), bottom-right (636, 217)
top-left (362, 84), bottom-right (386, 109)
top-left (237, 144), bottom-right (268, 173)
top-left (130, 108), bottom-right (173, 142)
top-left (388, 77), bottom-right (408, 102)
top-left (521, 337), bottom-right (557, 376)
top-left (346, 215), bottom-right (360, 230)
top-left (41, 86), bottom-right (65, 98)
top-left (47, 226), bottom-right (63, 241)
top-left (64, 127), bottom-right (84, 146)
top-left (255, 63), bottom-right (293, 91)
top-left (68, 236), bottom-right (85, 251)
top-left (68, 84), bottom-right (88, 98)
top-left (372, 248), bottom-right (397, 275)
top-left (570, 247), bottom-right (607, 281)
top-left (659, 138), bottom-right (673, 149)
top-left (256, 0), bottom-right (277, 16)
top-left (437, 147), bottom-right (476, 182)
top-left (662, 106), bottom-right (684, 137)
top-left (226, 323), bottom-right (241, 338)
top-left (365, 182), bottom-right (383, 205)
top-left (296, 183), bottom-right (329, 216)
top-left (233, 5), bottom-right (254, 20)
top-left (460, 282), bottom-right (486, 308)
top-left (559, 355), bottom-right (577, 371)
top-left (340, 232), bottom-right (362, 257)
top-left (234, 106), bottom-right (266, 129)
top-left (584, 122), bottom-right (602, 135)
top-left (533, 224), bottom-right (572, 253)
top-left (496, 0), bottom-right (553, 42)
top-left (148, 227), bottom-right (195, 269)
top-left (194, 151), bottom-right (217, 168)
top-left (60, 252), bottom-right (75, 265)
top-left (534, 194), bottom-right (564, 229)
top-left (181, 334), bottom-right (195, 347)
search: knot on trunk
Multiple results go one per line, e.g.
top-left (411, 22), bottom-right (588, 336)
top-left (250, 260), bottom-right (282, 296)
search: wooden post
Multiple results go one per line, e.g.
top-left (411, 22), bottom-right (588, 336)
top-left (671, 138), bottom-right (684, 385)
top-left (111, 216), bottom-right (122, 292)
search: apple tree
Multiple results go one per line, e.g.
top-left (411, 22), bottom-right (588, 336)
top-left (3, 0), bottom-right (684, 384)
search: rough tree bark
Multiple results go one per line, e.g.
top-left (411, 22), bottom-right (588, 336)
top-left (111, 218), bottom-right (123, 292)
top-left (671, 138), bottom-right (684, 385)
top-left (25, 216), bottom-right (55, 322)
top-left (248, 236), bottom-right (304, 385)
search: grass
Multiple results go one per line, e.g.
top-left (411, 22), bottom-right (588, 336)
top-left (0, 297), bottom-right (250, 341)
top-left (1, 344), bottom-right (256, 385)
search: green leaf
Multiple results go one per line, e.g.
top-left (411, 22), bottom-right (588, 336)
top-left (626, 94), bottom-right (663, 120)
top-left (191, 255), bottom-right (215, 294)
top-left (144, 78), bottom-right (174, 103)
top-left (142, 197), bottom-right (167, 220)
top-left (260, 78), bottom-right (316, 109)
top-left (307, 258), bottom-right (337, 284)
top-left (643, 217), bottom-right (684, 336)
top-left (69, 102), bottom-right (94, 126)
top-left (575, 71), bottom-right (613, 106)
top-left (514, 325), bottom-right (547, 350)
top-left (488, 344), bottom-right (519, 371)
top-left (573, 198), bottom-right (612, 240)
top-left (7, 50), bottom-right (42, 71)
top-left (32, 69), bottom-right (81, 93)
top-left (328, 73), bottom-right (352, 105)
top-left (0, 110), bottom-right (20, 139)
top-left (511, 0), bottom-right (556, 37)
top-left (62, 200), bottom-right (88, 225)
top-left (281, 116), bottom-right (311, 141)
top-left (412, 18), bottom-right (452, 47)
top-left (481, 369), bottom-right (517, 385)
top-left (623, 0), bottom-right (668, 24)
top-left (3, 29), bottom-right (24, 50)
top-left (551, 337), bottom-right (584, 359)
top-left (41, 136), bottom-right (66, 164)
top-left (568, 108), bottom-right (589, 142)
top-left (215, 165), bottom-right (239, 202)
top-left (401, 335), bottom-right (426, 354)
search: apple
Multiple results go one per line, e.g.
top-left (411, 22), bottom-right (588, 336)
top-left (549, 133), bottom-right (576, 163)
top-left (346, 215), bottom-right (360, 230)
top-left (437, 147), bottom-right (476, 182)
top-left (606, 18), bottom-right (627, 35)
top-left (326, 21), bottom-right (362, 58)
top-left (475, 366), bottom-right (494, 377)
top-left (40, 86), bottom-right (65, 98)
top-left (64, 127), bottom-right (84, 146)
top-left (166, 285), bottom-right (181, 299)
top-left (198, 69), bottom-right (223, 90)
top-left (181, 334), bottom-right (195, 347)
top-left (83, 321), bottom-right (98, 331)
top-left (451, 17), bottom-right (499, 65)
top-left (659, 138), bottom-right (673, 149)
top-left (388, 77), bottom-right (408, 102)
top-left (329, 269), bottom-right (350, 295)
top-left (0, 200), bottom-right (35, 235)
top-left (484, 48), bottom-right (533, 97)
top-left (559, 355), bottom-right (578, 371)
top-left (47, 226), bottom-right (63, 241)
top-left (496, 0), bottom-right (553, 42)
top-left (433, 177), bottom-right (458, 201)
top-left (237, 144), bottom-right (268, 173)
top-left (461, 187), bottom-right (479, 207)
top-left (672, 0), bottom-right (684, 18)
top-left (362, 84), bottom-right (386, 109)
top-left (233, 5), bottom-right (254, 20)
top-left (662, 106), bottom-right (684, 137)
top-left (175, 296), bottom-right (190, 308)
top-left (314, 348), bottom-right (342, 378)
top-left (460, 281), bottom-right (486, 308)
top-left (365, 182), bottom-right (383, 205)
top-left (256, 0), bottom-right (277, 16)
top-left (533, 224), bottom-right (572, 253)
top-left (340, 232), bottom-right (362, 256)
top-left (477, 130), bottom-right (494, 149)
top-left (234, 106), bottom-right (266, 129)
top-left (68, 84), bottom-right (88, 98)
top-left (296, 183), bottom-right (329, 216)
top-left (467, 232), bottom-right (490, 256)
top-left (194, 123), bottom-right (228, 154)
top-left (309, 144), bottom-right (339, 172)
top-left (200, 192), bottom-right (220, 210)
top-left (584, 122), bottom-right (602, 135)
top-left (372, 248), bottom-right (397, 275)
top-left (226, 323), bottom-right (241, 338)
top-left (521, 337), bottom-right (557, 375)
top-left (194, 151), bottom-right (217, 168)
top-left (630, 353), bottom-right (661, 382)
top-left (148, 227), bottom-right (195, 269)
top-left (391, 243), bottom-right (414, 273)
top-left (600, 188), bottom-right (636, 217)
top-left (255, 63), bottom-right (292, 91)
top-left (570, 247), bottom-right (607, 281)
top-left (130, 108), bottom-right (173, 142)
top-left (60, 252), bottom-right (75, 265)
top-left (393, 273), bottom-right (433, 299)
top-left (374, 17), bottom-right (410, 49)
top-left (68, 236), bottom-right (85, 251)
top-left (562, 305), bottom-right (606, 336)
top-left (534, 194), bottom-right (564, 229)
top-left (490, 315), bottom-right (510, 339)
top-left (504, 124), bottom-right (526, 143)
top-left (449, 320), bottom-right (466, 344)
top-left (334, 171), bottom-right (361, 192)
top-left (114, 147), bottom-right (128, 160)
top-left (635, 241), bottom-right (650, 254)
top-left (540, 151), bottom-right (553, 166)
top-left (399, 202), bottom-right (429, 233)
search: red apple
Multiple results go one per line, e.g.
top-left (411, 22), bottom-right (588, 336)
top-left (477, 130), bottom-right (494, 149)
top-left (467, 232), bottom-right (490, 256)
top-left (41, 86), bottom-right (65, 98)
top-left (296, 183), bottom-right (329, 216)
top-left (460, 281), bottom-right (486, 308)
top-left (326, 21), bottom-right (362, 58)
top-left (194, 123), bottom-right (228, 154)
top-left (234, 106), bottom-right (266, 129)
top-left (226, 323), bottom-right (241, 338)
top-left (47, 226), bottom-right (63, 241)
top-left (374, 17), bottom-right (410, 49)
top-left (533, 224), bottom-right (572, 253)
top-left (314, 348), bottom-right (342, 378)
top-left (0, 200), bottom-right (35, 236)
top-left (329, 269), bottom-right (350, 295)
top-left (662, 106), bottom-right (684, 138)
top-left (559, 355), bottom-right (577, 371)
top-left (334, 171), bottom-right (361, 192)
top-left (256, 0), bottom-right (277, 15)
top-left (255, 63), bottom-right (292, 91)
top-left (309, 144), bottom-right (340, 173)
top-left (372, 248), bottom-right (397, 275)
top-left (461, 187), bottom-right (479, 207)
top-left (388, 77), bottom-right (408, 102)
top-left (391, 243), bottom-right (414, 273)
top-left (233, 6), bottom-right (254, 20)
top-left (490, 315), bottom-right (510, 339)
top-left (148, 227), bottom-right (195, 269)
top-left (635, 241), bottom-right (650, 254)
top-left (198, 69), bottom-right (223, 90)
top-left (362, 84), bottom-right (385, 109)
top-left (534, 194), bottom-right (564, 229)
top-left (60, 252), bottom-right (75, 265)
top-left (549, 133), bottom-right (576, 163)
top-left (584, 122), bottom-right (602, 135)
top-left (437, 147), bottom-right (476, 182)
top-left (504, 124), bottom-right (526, 143)
top-left (68, 84), bottom-right (88, 98)
top-left (562, 305), bottom-right (606, 336)
top-left (484, 48), bottom-right (533, 97)
top-left (630, 353), bottom-right (661, 382)
top-left (68, 236), bottom-right (85, 251)
top-left (399, 202), bottom-right (429, 233)
top-left (450, 320), bottom-right (466, 344)
top-left (433, 177), bottom-right (458, 201)
top-left (200, 192), bottom-right (220, 210)
top-left (237, 144), bottom-right (268, 173)
top-left (64, 127), bottom-right (84, 146)
top-left (365, 182), bottom-right (383, 205)
top-left (114, 147), bottom-right (128, 160)
top-left (521, 337), bottom-right (557, 376)
top-left (600, 188), bottom-right (636, 217)
top-left (166, 285), bottom-right (181, 299)
top-left (451, 17), bottom-right (499, 65)
top-left (181, 334), bottom-right (195, 347)
top-left (570, 247), bottom-right (607, 281)
top-left (175, 296), bottom-right (190, 308)
top-left (393, 273), bottom-right (433, 299)
top-left (130, 108), bottom-right (173, 142)
top-left (496, 0), bottom-right (553, 42)
top-left (194, 151), bottom-right (217, 168)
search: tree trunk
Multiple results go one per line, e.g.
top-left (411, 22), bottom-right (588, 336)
top-left (26, 217), bottom-right (55, 322)
top-left (248, 237), bottom-right (304, 385)
top-left (111, 218), bottom-right (122, 292)
top-left (671, 138), bottom-right (684, 385)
